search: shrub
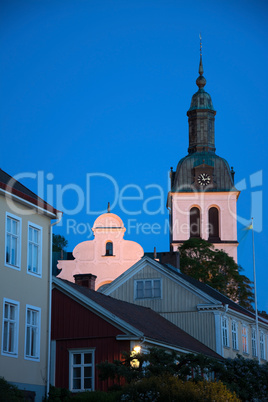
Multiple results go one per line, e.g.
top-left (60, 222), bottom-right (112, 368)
top-left (70, 390), bottom-right (121, 401)
top-left (120, 375), bottom-right (240, 402)
top-left (0, 377), bottom-right (25, 402)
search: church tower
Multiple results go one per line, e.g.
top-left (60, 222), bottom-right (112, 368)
top-left (168, 44), bottom-right (240, 262)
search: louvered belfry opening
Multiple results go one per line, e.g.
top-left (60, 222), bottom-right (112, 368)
top-left (190, 207), bottom-right (200, 238)
top-left (208, 207), bottom-right (220, 241)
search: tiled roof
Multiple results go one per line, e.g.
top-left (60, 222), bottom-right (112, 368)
top-left (57, 278), bottom-right (222, 360)
top-left (0, 168), bottom-right (59, 215)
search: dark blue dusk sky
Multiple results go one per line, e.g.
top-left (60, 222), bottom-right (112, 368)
top-left (1, 0), bottom-right (268, 311)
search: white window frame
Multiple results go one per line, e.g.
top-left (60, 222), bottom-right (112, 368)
top-left (221, 316), bottom-right (229, 347)
top-left (134, 279), bottom-right (162, 300)
top-left (251, 327), bottom-right (257, 357)
top-left (242, 325), bottom-right (248, 354)
top-left (27, 222), bottom-right (43, 277)
top-left (1, 298), bottom-right (20, 358)
top-left (5, 212), bottom-right (21, 270)
top-left (69, 349), bottom-right (95, 392)
top-left (260, 331), bottom-right (266, 360)
top-left (231, 320), bottom-right (238, 350)
top-left (24, 305), bottom-right (41, 361)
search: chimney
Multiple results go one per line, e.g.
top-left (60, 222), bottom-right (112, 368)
top-left (73, 274), bottom-right (97, 290)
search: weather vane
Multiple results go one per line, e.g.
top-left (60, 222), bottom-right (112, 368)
top-left (199, 32), bottom-right (202, 57)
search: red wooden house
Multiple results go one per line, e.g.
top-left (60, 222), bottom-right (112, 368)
top-left (51, 275), bottom-right (221, 393)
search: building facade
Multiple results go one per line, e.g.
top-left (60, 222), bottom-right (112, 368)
top-left (102, 256), bottom-right (268, 362)
top-left (51, 276), bottom-right (221, 392)
top-left (0, 169), bottom-right (60, 400)
top-left (57, 210), bottom-right (144, 289)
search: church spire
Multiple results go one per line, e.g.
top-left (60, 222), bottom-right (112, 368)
top-left (199, 32), bottom-right (204, 76)
top-left (196, 33), bottom-right (206, 90)
top-left (187, 35), bottom-right (216, 154)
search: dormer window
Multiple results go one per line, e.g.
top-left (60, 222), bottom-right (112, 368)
top-left (105, 242), bottom-right (113, 256)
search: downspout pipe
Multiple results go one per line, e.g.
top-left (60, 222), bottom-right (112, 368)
top-left (46, 212), bottom-right (63, 398)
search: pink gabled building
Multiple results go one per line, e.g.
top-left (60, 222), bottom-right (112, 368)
top-left (57, 211), bottom-right (144, 289)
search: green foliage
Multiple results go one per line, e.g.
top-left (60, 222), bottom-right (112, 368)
top-left (53, 234), bottom-right (68, 252)
top-left (120, 375), bottom-right (240, 401)
top-left (45, 386), bottom-right (71, 401)
top-left (98, 348), bottom-right (268, 401)
top-left (214, 355), bottom-right (268, 401)
top-left (179, 238), bottom-right (254, 309)
top-left (97, 352), bottom-right (143, 385)
top-left (0, 377), bottom-right (25, 401)
top-left (46, 386), bottom-right (120, 402)
top-left (70, 390), bottom-right (121, 402)
top-left (97, 348), bottom-right (218, 387)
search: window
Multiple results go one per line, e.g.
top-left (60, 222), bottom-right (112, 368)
top-left (260, 332), bottom-right (265, 360)
top-left (2, 299), bottom-right (19, 357)
top-left (135, 279), bottom-right (161, 299)
top-left (252, 328), bottom-right (257, 357)
top-left (232, 321), bottom-right (238, 350)
top-left (105, 241), bottom-right (113, 256)
top-left (27, 223), bottom-right (42, 276)
top-left (5, 213), bottom-right (21, 269)
top-left (190, 207), bottom-right (200, 238)
top-left (242, 326), bottom-right (248, 353)
top-left (25, 306), bottom-right (41, 360)
top-left (222, 317), bottom-right (229, 347)
top-left (69, 350), bottom-right (94, 392)
top-left (208, 207), bottom-right (220, 241)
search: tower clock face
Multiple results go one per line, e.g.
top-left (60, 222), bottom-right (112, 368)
top-left (197, 173), bottom-right (211, 186)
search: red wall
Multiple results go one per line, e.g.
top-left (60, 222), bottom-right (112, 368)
top-left (51, 289), bottom-right (130, 391)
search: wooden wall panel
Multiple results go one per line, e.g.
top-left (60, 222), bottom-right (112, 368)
top-left (161, 311), bottom-right (216, 350)
top-left (51, 288), bottom-right (130, 391)
top-left (110, 263), bottom-right (206, 313)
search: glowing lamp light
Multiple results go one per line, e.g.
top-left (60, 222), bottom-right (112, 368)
top-left (133, 346), bottom-right (141, 353)
top-left (130, 345), bottom-right (141, 368)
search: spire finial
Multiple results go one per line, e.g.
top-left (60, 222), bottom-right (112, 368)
top-left (199, 32), bottom-right (204, 76)
top-left (196, 32), bottom-right (206, 89)
top-left (107, 202), bottom-right (110, 213)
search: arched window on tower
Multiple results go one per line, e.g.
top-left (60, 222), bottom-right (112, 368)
top-left (105, 241), bottom-right (113, 256)
top-left (208, 207), bottom-right (220, 241)
top-left (190, 207), bottom-right (200, 238)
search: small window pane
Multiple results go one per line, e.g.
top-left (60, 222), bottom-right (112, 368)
top-left (7, 218), bottom-right (11, 232)
top-left (105, 242), bottom-right (113, 256)
top-left (10, 305), bottom-right (15, 320)
top-left (84, 378), bottom-right (92, 389)
top-left (136, 281), bottom-right (143, 298)
top-left (33, 228), bottom-right (38, 243)
top-left (26, 327), bottom-right (31, 356)
top-left (4, 304), bottom-right (9, 319)
top-left (73, 354), bottom-right (81, 365)
top-left (144, 281), bottom-right (152, 298)
top-left (27, 310), bottom-right (31, 324)
top-left (73, 367), bottom-right (81, 378)
top-left (32, 311), bottom-right (37, 325)
top-left (84, 367), bottom-right (92, 377)
top-left (3, 322), bottom-right (8, 351)
top-left (84, 353), bottom-right (92, 364)
top-left (73, 379), bottom-right (81, 390)
top-left (153, 280), bottom-right (161, 297)
top-left (9, 323), bottom-right (15, 352)
top-left (12, 219), bottom-right (18, 234)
